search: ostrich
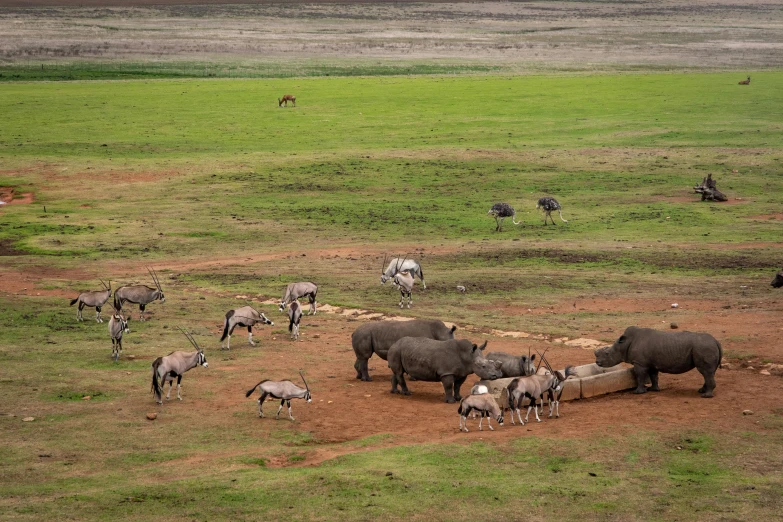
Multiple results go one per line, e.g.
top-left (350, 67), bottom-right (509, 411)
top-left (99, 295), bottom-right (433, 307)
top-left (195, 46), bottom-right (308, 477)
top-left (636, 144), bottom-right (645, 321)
top-left (536, 197), bottom-right (568, 225)
top-left (487, 203), bottom-right (521, 232)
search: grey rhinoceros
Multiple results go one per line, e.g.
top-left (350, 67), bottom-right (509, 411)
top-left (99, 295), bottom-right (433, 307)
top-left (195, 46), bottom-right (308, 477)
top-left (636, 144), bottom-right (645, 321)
top-left (387, 337), bottom-right (497, 403)
top-left (351, 319), bottom-right (457, 381)
top-left (594, 326), bottom-right (722, 398)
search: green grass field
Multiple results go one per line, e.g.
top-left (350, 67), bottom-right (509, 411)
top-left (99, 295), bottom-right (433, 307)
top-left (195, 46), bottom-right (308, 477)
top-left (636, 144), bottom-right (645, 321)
top-left (1, 71), bottom-right (782, 520)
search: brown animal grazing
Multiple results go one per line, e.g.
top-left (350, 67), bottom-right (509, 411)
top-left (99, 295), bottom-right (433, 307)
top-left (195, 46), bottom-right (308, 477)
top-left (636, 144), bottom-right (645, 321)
top-left (738, 76), bottom-right (751, 85)
top-left (278, 95), bottom-right (296, 107)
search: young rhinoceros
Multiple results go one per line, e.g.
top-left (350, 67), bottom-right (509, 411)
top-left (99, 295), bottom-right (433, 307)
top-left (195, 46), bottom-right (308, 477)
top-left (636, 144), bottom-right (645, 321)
top-left (386, 337), bottom-right (491, 403)
top-left (351, 319), bottom-right (457, 382)
top-left (594, 326), bottom-right (722, 398)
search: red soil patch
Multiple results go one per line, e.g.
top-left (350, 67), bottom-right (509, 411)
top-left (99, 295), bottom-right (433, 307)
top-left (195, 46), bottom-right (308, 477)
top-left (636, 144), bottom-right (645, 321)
top-left (0, 187), bottom-right (34, 206)
top-left (749, 213), bottom-right (783, 220)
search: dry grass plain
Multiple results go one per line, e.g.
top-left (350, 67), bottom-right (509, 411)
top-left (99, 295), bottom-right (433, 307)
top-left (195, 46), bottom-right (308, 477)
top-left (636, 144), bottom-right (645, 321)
top-left (1, 0), bottom-right (783, 71)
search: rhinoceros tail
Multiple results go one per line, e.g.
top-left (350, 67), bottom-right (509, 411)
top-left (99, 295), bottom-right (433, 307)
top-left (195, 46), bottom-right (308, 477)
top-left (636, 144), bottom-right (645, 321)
top-left (716, 340), bottom-right (723, 370)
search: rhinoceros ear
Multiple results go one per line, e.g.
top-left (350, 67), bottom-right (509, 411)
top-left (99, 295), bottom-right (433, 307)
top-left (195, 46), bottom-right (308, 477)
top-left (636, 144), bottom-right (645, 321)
top-left (451, 325), bottom-right (457, 333)
top-left (530, 354), bottom-right (536, 361)
top-left (478, 340), bottom-right (488, 351)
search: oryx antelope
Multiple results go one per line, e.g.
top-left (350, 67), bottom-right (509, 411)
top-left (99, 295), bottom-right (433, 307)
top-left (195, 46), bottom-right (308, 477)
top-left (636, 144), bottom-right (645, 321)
top-left (108, 309), bottom-right (129, 362)
top-left (458, 393), bottom-right (504, 432)
top-left (487, 202), bottom-right (521, 232)
top-left (220, 306), bottom-right (274, 350)
top-left (506, 375), bottom-right (544, 425)
top-left (380, 254), bottom-right (426, 289)
top-left (288, 300), bottom-right (302, 340)
top-left (114, 267), bottom-right (165, 321)
top-left (393, 270), bottom-right (414, 309)
top-left (70, 279), bottom-right (112, 322)
top-left (151, 327), bottom-right (208, 405)
top-left (536, 197), bottom-right (568, 225)
top-left (279, 281), bottom-right (318, 315)
top-left (245, 371), bottom-right (312, 421)
top-left (533, 349), bottom-right (576, 419)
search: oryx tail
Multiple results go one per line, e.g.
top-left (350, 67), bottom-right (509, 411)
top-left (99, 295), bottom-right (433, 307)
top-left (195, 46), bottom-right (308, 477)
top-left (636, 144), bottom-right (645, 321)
top-left (245, 379), bottom-right (270, 398)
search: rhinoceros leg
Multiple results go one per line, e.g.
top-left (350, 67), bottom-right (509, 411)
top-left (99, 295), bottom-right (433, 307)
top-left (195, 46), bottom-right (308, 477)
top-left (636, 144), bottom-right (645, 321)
top-left (355, 358), bottom-right (372, 381)
top-left (441, 375), bottom-right (457, 403)
top-left (648, 369), bottom-right (660, 392)
top-left (632, 366), bottom-right (650, 394)
top-left (697, 368), bottom-right (716, 398)
top-left (453, 375), bottom-right (467, 402)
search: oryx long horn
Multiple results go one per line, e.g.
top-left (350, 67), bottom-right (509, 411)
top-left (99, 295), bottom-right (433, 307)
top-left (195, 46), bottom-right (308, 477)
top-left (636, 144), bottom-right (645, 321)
top-left (299, 370), bottom-right (310, 391)
top-left (178, 326), bottom-right (202, 352)
top-left (535, 347), bottom-right (550, 373)
top-left (382, 254), bottom-right (387, 272)
top-left (535, 348), bottom-right (554, 373)
top-left (99, 278), bottom-right (109, 291)
top-left (148, 266), bottom-right (162, 291)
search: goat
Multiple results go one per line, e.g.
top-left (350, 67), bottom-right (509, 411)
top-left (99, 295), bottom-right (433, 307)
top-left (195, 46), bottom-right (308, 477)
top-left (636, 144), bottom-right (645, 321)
top-left (278, 94), bottom-right (296, 107)
top-left (506, 375), bottom-right (543, 425)
top-left (108, 310), bottom-right (129, 362)
top-left (151, 328), bottom-right (208, 404)
top-left (738, 76), bottom-right (751, 85)
top-left (220, 306), bottom-right (274, 350)
top-left (245, 371), bottom-right (311, 421)
top-left (458, 393), bottom-right (504, 432)
top-left (70, 279), bottom-right (112, 322)
top-left (279, 281), bottom-right (318, 315)
top-left (114, 267), bottom-right (165, 321)
top-left (537, 197), bottom-right (568, 225)
top-left (393, 269), bottom-right (414, 308)
top-left (288, 300), bottom-right (302, 340)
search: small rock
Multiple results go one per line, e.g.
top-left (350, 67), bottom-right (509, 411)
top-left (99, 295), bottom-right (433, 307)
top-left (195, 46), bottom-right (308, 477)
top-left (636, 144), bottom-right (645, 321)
top-left (146, 412), bottom-right (158, 421)
top-left (746, 366), bottom-right (755, 370)
top-left (671, 303), bottom-right (679, 309)
top-left (327, 400), bottom-right (333, 404)
top-left (235, 295), bottom-right (248, 299)
top-left (742, 410), bottom-right (753, 416)
top-left (760, 370), bottom-right (771, 376)
top-left (22, 417), bottom-right (34, 422)
top-left (670, 323), bottom-right (678, 329)
top-left (312, 334), bottom-right (320, 339)
top-left (365, 394), bottom-right (371, 398)
top-left (720, 363), bottom-right (733, 370)
top-left (82, 396), bottom-right (91, 400)
top-left (385, 472), bottom-right (393, 477)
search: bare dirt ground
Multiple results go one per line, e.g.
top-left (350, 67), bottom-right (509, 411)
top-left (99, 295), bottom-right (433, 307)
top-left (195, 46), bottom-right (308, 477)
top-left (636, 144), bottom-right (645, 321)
top-left (2, 0), bottom-right (782, 70)
top-left (5, 250), bottom-right (782, 469)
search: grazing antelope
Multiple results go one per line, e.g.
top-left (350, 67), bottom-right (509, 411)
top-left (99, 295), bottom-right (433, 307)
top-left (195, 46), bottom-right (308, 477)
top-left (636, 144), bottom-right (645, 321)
top-left (114, 267), bottom-right (165, 321)
top-left (108, 309), bottom-right (129, 362)
top-left (245, 371), bottom-right (312, 421)
top-left (393, 268), bottom-right (414, 309)
top-left (738, 76), bottom-right (751, 85)
top-left (487, 202), bottom-right (521, 232)
top-left (279, 282), bottom-right (318, 315)
top-left (70, 279), bottom-right (112, 322)
top-left (380, 254), bottom-right (426, 288)
top-left (219, 306), bottom-right (274, 350)
top-left (288, 300), bottom-right (302, 340)
top-left (151, 328), bottom-right (208, 404)
top-left (458, 393), bottom-right (504, 432)
top-left (278, 94), bottom-right (296, 107)
top-left (536, 197), bottom-right (568, 225)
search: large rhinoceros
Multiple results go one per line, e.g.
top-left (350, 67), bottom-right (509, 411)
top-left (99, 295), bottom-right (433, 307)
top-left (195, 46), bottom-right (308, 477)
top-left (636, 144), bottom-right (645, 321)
top-left (387, 337), bottom-right (493, 403)
top-left (351, 319), bottom-right (457, 381)
top-left (594, 326), bottom-right (722, 398)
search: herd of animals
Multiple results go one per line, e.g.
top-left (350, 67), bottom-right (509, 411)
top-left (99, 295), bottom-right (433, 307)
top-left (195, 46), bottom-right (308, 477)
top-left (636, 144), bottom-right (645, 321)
top-left (67, 248), bottom-right (782, 431)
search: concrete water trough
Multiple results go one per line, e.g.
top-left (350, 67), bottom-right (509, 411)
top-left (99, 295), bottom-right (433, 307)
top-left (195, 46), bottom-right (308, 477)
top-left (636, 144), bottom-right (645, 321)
top-left (474, 363), bottom-right (650, 408)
